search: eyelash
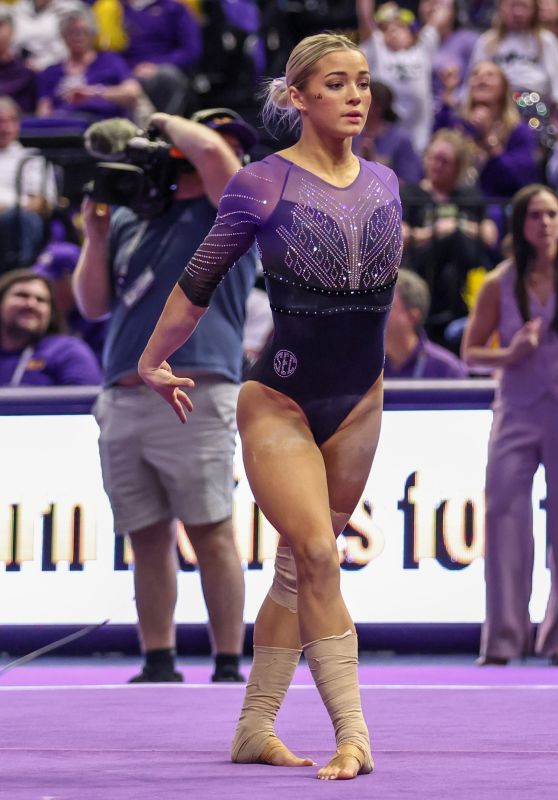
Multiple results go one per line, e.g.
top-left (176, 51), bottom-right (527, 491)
top-left (326, 82), bottom-right (370, 90)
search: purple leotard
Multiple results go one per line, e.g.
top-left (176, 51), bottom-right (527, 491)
top-left (179, 153), bottom-right (403, 443)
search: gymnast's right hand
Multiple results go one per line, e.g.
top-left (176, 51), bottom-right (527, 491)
top-left (138, 360), bottom-right (195, 424)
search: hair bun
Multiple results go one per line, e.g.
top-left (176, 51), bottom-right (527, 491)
top-left (269, 75), bottom-right (290, 109)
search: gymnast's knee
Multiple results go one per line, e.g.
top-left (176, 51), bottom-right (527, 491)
top-left (293, 537), bottom-right (339, 587)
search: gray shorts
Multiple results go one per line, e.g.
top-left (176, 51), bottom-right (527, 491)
top-left (92, 375), bottom-right (239, 534)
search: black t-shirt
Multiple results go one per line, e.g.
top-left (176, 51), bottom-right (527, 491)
top-left (400, 183), bottom-right (487, 228)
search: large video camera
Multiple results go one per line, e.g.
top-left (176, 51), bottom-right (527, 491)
top-left (84, 119), bottom-right (192, 219)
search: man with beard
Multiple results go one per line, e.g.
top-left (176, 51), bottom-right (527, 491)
top-left (0, 268), bottom-right (101, 385)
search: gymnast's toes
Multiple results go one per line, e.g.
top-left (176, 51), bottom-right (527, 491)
top-left (259, 736), bottom-right (316, 767)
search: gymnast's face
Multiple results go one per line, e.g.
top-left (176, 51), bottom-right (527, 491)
top-left (290, 49), bottom-right (372, 140)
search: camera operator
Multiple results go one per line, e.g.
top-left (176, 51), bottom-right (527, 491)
top-left (72, 109), bottom-right (259, 683)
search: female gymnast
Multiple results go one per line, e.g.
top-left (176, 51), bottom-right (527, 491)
top-left (138, 32), bottom-right (403, 780)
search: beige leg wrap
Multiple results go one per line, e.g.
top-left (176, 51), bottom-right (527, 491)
top-left (268, 546), bottom-right (298, 613)
top-left (231, 645), bottom-right (301, 763)
top-left (303, 629), bottom-right (373, 773)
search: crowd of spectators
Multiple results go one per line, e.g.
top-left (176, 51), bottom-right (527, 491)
top-left (1, 0), bottom-right (558, 385)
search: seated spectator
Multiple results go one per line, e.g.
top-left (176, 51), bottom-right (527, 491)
top-left (469, 0), bottom-right (558, 105)
top-left (0, 96), bottom-right (57, 274)
top-left (357, 0), bottom-right (454, 153)
top-left (93, 0), bottom-right (202, 114)
top-left (0, 267), bottom-right (102, 385)
top-left (353, 79), bottom-right (422, 184)
top-left (31, 241), bottom-right (107, 363)
top-left (36, 6), bottom-right (143, 126)
top-left (435, 60), bottom-right (541, 213)
top-left (385, 268), bottom-right (469, 378)
top-left (400, 128), bottom-right (499, 345)
top-left (0, 7), bottom-right (37, 112)
top-left (8, 0), bottom-right (82, 71)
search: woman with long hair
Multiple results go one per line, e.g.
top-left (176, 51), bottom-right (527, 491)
top-left (462, 183), bottom-right (558, 666)
top-left (138, 32), bottom-right (403, 779)
top-left (469, 0), bottom-right (558, 102)
top-left (435, 60), bottom-right (540, 202)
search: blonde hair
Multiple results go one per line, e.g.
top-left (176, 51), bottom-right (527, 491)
top-left (463, 60), bottom-right (520, 139)
top-left (261, 32), bottom-right (362, 136)
top-left (484, 0), bottom-right (541, 53)
top-left (0, 95), bottom-right (20, 119)
top-left (493, 0), bottom-right (540, 37)
top-left (425, 128), bottom-right (475, 186)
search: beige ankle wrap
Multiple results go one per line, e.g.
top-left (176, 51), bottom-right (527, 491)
top-left (268, 546), bottom-right (298, 613)
top-left (303, 630), bottom-right (373, 773)
top-left (231, 645), bottom-right (301, 763)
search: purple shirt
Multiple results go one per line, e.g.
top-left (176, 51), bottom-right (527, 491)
top-left (123, 0), bottom-right (202, 70)
top-left (497, 262), bottom-right (558, 406)
top-left (433, 108), bottom-right (540, 198)
top-left (0, 335), bottom-right (102, 386)
top-left (0, 57), bottom-right (37, 113)
top-left (221, 0), bottom-right (265, 74)
top-left (354, 123), bottom-right (423, 184)
top-left (384, 333), bottom-right (468, 379)
top-left (432, 29), bottom-right (479, 101)
top-left (38, 51), bottom-right (132, 119)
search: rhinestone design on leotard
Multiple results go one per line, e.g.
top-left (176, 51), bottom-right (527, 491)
top-left (278, 172), bottom-right (402, 291)
top-left (178, 154), bottom-right (402, 309)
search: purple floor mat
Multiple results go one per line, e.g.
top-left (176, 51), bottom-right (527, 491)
top-left (1, 662), bottom-right (558, 686)
top-left (1, 675), bottom-right (558, 799)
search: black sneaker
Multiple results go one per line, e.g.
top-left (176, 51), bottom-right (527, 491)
top-left (128, 665), bottom-right (184, 683)
top-left (211, 665), bottom-right (245, 683)
top-left (475, 655), bottom-right (509, 666)
top-left (549, 654), bottom-right (558, 666)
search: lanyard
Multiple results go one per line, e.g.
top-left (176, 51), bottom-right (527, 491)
top-left (115, 220), bottom-right (177, 303)
top-left (115, 220), bottom-right (149, 297)
top-left (412, 350), bottom-right (429, 378)
top-left (10, 346), bottom-right (34, 386)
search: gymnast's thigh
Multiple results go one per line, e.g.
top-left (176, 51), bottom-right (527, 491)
top-left (320, 374), bottom-right (384, 527)
top-left (237, 380), bottom-right (334, 541)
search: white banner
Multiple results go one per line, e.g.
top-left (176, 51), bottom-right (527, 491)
top-left (0, 411), bottom-right (550, 624)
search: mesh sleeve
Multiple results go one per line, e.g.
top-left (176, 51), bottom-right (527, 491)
top-left (178, 162), bottom-right (276, 307)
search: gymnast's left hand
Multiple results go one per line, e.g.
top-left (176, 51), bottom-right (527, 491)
top-left (138, 360), bottom-right (195, 424)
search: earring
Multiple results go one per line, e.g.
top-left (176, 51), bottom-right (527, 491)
top-left (314, 93), bottom-right (323, 100)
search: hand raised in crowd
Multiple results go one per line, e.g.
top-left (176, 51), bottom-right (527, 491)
top-left (506, 317), bottom-right (543, 364)
top-left (440, 63), bottom-right (461, 107)
top-left (469, 105), bottom-right (505, 155)
top-left (138, 360), bottom-right (195, 424)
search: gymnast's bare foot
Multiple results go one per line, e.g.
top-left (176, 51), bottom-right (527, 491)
top-left (259, 735), bottom-right (316, 767)
top-left (317, 743), bottom-right (373, 780)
